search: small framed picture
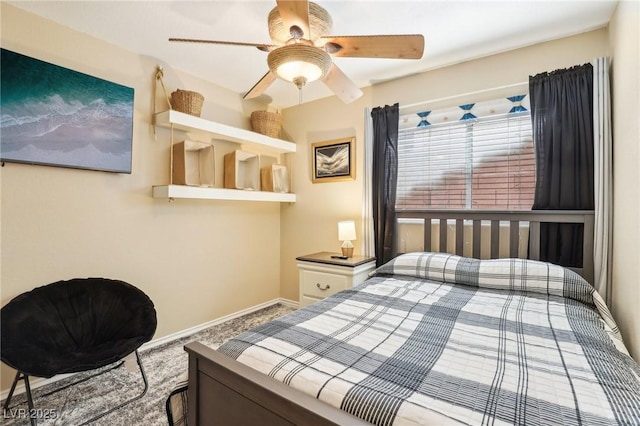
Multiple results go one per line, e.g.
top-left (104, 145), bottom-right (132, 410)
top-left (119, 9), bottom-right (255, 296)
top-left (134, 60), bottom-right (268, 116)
top-left (311, 137), bottom-right (355, 183)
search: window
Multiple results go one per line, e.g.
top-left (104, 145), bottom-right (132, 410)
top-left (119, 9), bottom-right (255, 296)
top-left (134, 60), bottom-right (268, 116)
top-left (396, 102), bottom-right (534, 210)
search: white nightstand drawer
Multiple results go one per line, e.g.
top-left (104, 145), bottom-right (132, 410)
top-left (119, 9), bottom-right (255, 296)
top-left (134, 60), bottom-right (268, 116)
top-left (297, 252), bottom-right (376, 306)
top-left (301, 270), bottom-right (347, 298)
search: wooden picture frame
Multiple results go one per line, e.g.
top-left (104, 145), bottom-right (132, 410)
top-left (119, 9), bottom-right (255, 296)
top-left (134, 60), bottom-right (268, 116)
top-left (311, 137), bottom-right (355, 183)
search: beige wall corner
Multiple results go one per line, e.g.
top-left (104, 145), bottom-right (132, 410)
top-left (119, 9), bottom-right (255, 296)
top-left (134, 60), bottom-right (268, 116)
top-left (280, 90), bottom-right (373, 301)
top-left (609, 0), bottom-right (640, 361)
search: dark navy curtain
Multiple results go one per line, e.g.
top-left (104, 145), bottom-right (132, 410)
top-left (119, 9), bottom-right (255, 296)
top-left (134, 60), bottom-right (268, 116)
top-left (371, 104), bottom-right (399, 267)
top-left (530, 64), bottom-right (594, 268)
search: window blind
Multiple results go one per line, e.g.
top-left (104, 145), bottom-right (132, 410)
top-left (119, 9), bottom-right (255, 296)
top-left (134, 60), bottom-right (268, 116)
top-left (396, 112), bottom-right (534, 210)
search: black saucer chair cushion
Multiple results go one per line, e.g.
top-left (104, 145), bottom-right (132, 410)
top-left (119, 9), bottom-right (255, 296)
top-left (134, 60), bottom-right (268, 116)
top-left (1, 278), bottom-right (157, 378)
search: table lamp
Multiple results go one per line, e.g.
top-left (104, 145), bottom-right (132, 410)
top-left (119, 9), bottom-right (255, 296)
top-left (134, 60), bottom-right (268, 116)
top-left (338, 220), bottom-right (356, 258)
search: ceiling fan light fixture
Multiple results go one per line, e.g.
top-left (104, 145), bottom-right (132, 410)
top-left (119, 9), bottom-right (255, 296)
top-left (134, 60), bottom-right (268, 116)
top-left (268, 45), bottom-right (331, 85)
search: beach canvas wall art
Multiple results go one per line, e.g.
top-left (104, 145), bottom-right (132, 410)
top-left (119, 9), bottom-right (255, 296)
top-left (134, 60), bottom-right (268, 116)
top-left (0, 49), bottom-right (134, 173)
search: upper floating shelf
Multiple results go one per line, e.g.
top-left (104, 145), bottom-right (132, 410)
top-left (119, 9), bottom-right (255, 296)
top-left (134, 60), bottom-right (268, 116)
top-left (154, 110), bottom-right (296, 154)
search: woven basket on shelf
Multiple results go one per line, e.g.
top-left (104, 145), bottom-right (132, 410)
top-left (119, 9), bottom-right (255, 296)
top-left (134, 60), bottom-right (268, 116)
top-left (250, 111), bottom-right (282, 138)
top-left (171, 89), bottom-right (204, 117)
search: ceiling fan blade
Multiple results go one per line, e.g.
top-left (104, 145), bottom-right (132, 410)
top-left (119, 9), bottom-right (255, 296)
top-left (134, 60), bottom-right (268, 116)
top-left (243, 71), bottom-right (278, 100)
top-left (276, 0), bottom-right (310, 40)
top-left (169, 38), bottom-right (276, 52)
top-left (322, 63), bottom-right (363, 104)
top-left (320, 35), bottom-right (425, 59)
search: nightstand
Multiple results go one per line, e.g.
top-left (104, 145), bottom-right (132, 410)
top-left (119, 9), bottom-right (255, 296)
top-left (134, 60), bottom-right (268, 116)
top-left (296, 252), bottom-right (377, 307)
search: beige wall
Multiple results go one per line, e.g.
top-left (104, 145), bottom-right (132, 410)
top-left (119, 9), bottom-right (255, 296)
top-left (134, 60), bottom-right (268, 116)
top-left (0, 3), bottom-right (280, 390)
top-left (280, 90), bottom-right (374, 300)
top-left (609, 0), bottom-right (640, 361)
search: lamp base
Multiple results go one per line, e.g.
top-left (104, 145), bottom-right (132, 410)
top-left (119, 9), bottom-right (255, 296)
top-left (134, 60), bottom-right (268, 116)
top-left (341, 247), bottom-right (354, 258)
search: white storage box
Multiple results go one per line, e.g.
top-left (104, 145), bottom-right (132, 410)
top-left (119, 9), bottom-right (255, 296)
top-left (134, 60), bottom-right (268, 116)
top-left (261, 164), bottom-right (289, 193)
top-left (224, 150), bottom-right (260, 190)
top-left (172, 140), bottom-right (215, 187)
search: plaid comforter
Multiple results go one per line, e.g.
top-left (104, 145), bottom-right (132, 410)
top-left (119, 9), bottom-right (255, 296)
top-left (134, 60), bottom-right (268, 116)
top-left (218, 253), bottom-right (640, 425)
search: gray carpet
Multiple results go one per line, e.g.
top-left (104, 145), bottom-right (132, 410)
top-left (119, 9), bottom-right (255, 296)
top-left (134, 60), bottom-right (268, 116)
top-left (1, 303), bottom-right (295, 425)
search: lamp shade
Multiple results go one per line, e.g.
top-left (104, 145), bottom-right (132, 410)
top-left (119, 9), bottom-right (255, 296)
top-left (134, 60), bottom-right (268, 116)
top-left (338, 220), bottom-right (356, 241)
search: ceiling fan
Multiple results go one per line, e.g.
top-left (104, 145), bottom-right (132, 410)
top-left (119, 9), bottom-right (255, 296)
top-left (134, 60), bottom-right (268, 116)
top-left (169, 0), bottom-right (424, 104)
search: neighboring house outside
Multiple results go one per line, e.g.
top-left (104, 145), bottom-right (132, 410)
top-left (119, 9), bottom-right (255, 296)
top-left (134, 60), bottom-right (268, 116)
top-left (397, 140), bottom-right (535, 210)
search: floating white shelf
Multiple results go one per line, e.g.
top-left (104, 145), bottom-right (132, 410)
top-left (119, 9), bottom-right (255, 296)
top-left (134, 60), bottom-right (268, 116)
top-left (154, 110), bottom-right (296, 154)
top-left (153, 110), bottom-right (296, 203)
top-left (153, 185), bottom-right (296, 203)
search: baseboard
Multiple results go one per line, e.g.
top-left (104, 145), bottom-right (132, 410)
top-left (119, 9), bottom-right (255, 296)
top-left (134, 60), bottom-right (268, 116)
top-left (1, 297), bottom-right (299, 401)
top-left (0, 372), bottom-right (78, 403)
top-left (140, 297), bottom-right (298, 351)
top-left (277, 297), bottom-right (299, 309)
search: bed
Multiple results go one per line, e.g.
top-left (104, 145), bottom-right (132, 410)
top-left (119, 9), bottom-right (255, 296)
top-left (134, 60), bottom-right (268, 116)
top-left (184, 210), bottom-right (640, 425)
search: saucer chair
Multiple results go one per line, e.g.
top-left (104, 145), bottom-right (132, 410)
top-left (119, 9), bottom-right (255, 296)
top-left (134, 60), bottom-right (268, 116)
top-left (1, 278), bottom-right (157, 425)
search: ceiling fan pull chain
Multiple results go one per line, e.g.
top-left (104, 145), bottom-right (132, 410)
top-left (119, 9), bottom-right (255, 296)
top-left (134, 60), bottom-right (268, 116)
top-left (293, 76), bottom-right (306, 105)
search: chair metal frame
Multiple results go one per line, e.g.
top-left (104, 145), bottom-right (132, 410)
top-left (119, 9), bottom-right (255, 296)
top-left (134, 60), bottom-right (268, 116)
top-left (2, 350), bottom-right (149, 426)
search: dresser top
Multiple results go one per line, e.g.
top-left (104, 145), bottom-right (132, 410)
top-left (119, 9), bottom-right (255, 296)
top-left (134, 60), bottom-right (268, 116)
top-left (296, 252), bottom-right (376, 268)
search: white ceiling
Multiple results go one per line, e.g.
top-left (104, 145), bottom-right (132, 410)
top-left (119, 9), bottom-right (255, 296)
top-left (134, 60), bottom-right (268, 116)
top-left (8, 0), bottom-right (617, 108)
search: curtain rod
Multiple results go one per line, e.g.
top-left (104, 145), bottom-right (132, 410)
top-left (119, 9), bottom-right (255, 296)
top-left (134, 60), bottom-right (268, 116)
top-left (398, 81), bottom-right (528, 111)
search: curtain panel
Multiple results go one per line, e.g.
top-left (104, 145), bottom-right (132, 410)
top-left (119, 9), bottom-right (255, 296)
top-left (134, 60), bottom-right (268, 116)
top-left (363, 107), bottom-right (375, 257)
top-left (530, 64), bottom-right (594, 268)
top-left (593, 57), bottom-right (613, 303)
top-left (371, 104), bottom-right (399, 267)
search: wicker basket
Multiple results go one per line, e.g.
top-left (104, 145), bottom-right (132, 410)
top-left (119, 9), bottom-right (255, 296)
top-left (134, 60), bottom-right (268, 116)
top-left (250, 111), bottom-right (282, 138)
top-left (171, 89), bottom-right (204, 117)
